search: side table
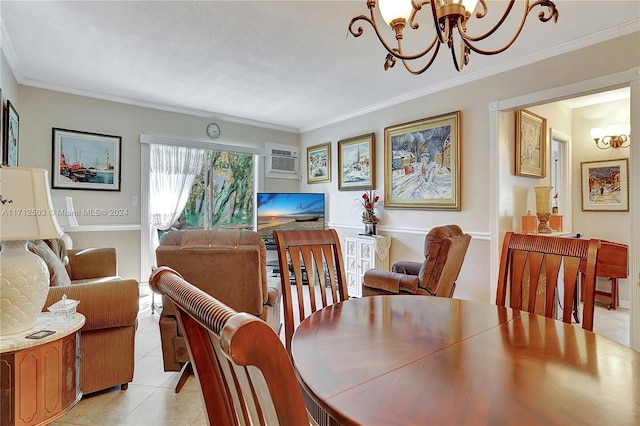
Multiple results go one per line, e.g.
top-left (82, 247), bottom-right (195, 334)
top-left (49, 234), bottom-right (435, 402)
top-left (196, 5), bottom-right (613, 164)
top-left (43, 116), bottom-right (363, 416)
top-left (344, 234), bottom-right (392, 298)
top-left (1, 313), bottom-right (84, 426)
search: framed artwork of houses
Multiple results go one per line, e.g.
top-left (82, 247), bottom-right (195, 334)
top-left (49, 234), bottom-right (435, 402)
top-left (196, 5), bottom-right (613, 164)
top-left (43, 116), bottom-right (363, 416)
top-left (515, 109), bottom-right (547, 178)
top-left (307, 142), bottom-right (331, 183)
top-left (580, 158), bottom-right (628, 211)
top-left (383, 111), bottom-right (461, 210)
top-left (52, 127), bottom-right (122, 191)
top-left (338, 132), bottom-right (375, 190)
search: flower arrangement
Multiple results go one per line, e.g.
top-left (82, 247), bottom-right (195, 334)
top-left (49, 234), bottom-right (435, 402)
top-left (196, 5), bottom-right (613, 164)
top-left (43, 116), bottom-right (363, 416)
top-left (357, 190), bottom-right (382, 223)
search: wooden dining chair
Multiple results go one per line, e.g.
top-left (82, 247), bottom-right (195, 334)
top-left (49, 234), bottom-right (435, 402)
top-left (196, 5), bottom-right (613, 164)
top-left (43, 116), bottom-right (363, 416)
top-left (274, 229), bottom-right (349, 354)
top-left (149, 266), bottom-right (315, 426)
top-left (496, 232), bottom-right (599, 331)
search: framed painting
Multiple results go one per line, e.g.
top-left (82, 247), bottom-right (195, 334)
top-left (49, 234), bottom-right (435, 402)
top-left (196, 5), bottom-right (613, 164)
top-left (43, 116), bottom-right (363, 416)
top-left (4, 99), bottom-right (19, 166)
top-left (307, 142), bottom-right (331, 183)
top-left (52, 128), bottom-right (122, 191)
top-left (338, 132), bottom-right (375, 190)
top-left (384, 111), bottom-right (461, 210)
top-left (580, 158), bottom-right (629, 212)
top-left (515, 109), bottom-right (547, 178)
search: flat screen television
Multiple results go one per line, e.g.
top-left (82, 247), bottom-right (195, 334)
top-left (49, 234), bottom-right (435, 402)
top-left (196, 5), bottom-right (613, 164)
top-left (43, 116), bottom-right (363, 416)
top-left (256, 192), bottom-right (325, 245)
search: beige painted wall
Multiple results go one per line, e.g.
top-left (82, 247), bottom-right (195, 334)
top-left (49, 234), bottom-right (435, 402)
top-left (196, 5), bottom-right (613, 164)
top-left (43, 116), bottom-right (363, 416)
top-left (1, 50), bottom-right (18, 111)
top-left (571, 99), bottom-right (631, 301)
top-left (299, 33), bottom-right (639, 303)
top-left (17, 85), bottom-right (299, 281)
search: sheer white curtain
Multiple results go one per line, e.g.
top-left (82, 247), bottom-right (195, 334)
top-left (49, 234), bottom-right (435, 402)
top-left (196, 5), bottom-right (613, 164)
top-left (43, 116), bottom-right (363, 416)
top-left (149, 143), bottom-right (205, 251)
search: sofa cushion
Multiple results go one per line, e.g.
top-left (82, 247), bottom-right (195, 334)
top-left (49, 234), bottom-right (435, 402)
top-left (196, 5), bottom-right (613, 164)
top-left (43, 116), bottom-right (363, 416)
top-left (28, 240), bottom-right (72, 287)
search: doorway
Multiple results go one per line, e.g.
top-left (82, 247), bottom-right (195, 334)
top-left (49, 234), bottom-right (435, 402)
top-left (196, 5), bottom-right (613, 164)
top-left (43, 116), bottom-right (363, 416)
top-left (489, 69), bottom-right (639, 350)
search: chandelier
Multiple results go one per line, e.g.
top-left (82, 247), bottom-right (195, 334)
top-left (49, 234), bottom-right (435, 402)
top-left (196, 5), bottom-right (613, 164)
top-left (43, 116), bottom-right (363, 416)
top-left (348, 0), bottom-right (559, 74)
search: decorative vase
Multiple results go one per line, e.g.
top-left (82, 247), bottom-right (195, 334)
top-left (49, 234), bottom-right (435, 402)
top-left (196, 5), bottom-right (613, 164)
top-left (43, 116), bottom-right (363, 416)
top-left (534, 186), bottom-right (553, 234)
top-left (363, 221), bottom-right (377, 236)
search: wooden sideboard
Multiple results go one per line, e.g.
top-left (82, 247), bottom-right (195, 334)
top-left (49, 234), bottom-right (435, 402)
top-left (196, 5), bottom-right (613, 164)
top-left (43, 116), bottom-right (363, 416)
top-left (1, 313), bottom-right (84, 426)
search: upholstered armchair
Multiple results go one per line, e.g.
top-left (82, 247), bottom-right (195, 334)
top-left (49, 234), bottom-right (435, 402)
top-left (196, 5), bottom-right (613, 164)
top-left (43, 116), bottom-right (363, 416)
top-left (155, 229), bottom-right (281, 391)
top-left (363, 225), bottom-right (471, 297)
top-left (39, 239), bottom-right (139, 394)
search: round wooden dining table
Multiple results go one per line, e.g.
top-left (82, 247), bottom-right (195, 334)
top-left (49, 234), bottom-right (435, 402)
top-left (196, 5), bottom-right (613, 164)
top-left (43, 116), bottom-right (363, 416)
top-left (291, 295), bottom-right (640, 425)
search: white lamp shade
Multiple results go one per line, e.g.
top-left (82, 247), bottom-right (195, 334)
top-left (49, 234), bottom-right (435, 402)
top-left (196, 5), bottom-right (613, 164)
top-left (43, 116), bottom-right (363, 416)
top-left (0, 167), bottom-right (62, 241)
top-left (378, 0), bottom-right (414, 25)
top-left (590, 127), bottom-right (603, 139)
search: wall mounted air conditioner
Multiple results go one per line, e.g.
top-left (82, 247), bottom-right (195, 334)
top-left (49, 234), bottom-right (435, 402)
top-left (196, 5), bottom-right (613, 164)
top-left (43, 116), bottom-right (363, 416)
top-left (265, 142), bottom-right (299, 180)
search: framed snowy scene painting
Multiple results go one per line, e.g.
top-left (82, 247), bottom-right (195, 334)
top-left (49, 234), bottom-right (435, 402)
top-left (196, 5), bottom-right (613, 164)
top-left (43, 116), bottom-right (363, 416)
top-left (338, 132), bottom-right (375, 190)
top-left (384, 111), bottom-right (461, 210)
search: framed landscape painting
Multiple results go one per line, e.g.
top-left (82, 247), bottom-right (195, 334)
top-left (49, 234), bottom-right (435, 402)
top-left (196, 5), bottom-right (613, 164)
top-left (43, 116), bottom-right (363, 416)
top-left (384, 111), bottom-right (461, 210)
top-left (52, 128), bottom-right (122, 191)
top-left (338, 132), bottom-right (375, 190)
top-left (515, 109), bottom-right (547, 178)
top-left (581, 158), bottom-right (628, 212)
top-left (307, 142), bottom-right (331, 184)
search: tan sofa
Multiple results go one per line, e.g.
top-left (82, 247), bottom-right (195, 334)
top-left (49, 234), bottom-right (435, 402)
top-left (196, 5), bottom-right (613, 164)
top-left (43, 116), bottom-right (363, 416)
top-left (155, 229), bottom-right (281, 379)
top-left (41, 242), bottom-right (139, 395)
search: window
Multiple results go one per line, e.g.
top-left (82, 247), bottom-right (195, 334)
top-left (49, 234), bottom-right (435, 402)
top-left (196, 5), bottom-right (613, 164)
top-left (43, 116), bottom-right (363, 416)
top-left (177, 150), bottom-right (254, 228)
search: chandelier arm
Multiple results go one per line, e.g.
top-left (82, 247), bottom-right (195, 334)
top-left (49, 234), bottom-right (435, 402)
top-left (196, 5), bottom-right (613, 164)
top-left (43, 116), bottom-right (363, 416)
top-left (400, 40), bottom-right (442, 75)
top-left (395, 33), bottom-right (439, 61)
top-left (348, 12), bottom-right (439, 63)
top-left (458, 0), bottom-right (518, 43)
top-left (459, 0), bottom-right (558, 45)
top-left (448, 36), bottom-right (469, 72)
top-left (460, 0), bottom-right (557, 56)
top-left (409, 1), bottom-right (431, 30)
top-left (475, 0), bottom-right (489, 20)
top-left (430, 0), bottom-right (450, 44)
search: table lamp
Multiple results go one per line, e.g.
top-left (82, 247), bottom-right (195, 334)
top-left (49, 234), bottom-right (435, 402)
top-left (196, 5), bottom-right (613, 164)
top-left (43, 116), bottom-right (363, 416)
top-left (0, 167), bottom-right (62, 335)
top-left (534, 186), bottom-right (553, 234)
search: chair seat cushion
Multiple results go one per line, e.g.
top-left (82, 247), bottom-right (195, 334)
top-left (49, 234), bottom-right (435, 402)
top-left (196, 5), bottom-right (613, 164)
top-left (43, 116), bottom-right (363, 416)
top-left (363, 269), bottom-right (419, 294)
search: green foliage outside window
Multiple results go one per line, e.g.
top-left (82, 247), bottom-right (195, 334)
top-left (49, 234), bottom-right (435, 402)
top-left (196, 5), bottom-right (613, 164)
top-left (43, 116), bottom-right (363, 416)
top-left (177, 151), bottom-right (254, 229)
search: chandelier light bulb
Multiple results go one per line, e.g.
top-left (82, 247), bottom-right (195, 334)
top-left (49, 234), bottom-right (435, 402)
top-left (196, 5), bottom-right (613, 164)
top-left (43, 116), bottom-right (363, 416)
top-left (459, 0), bottom-right (479, 13)
top-left (378, 0), bottom-right (413, 26)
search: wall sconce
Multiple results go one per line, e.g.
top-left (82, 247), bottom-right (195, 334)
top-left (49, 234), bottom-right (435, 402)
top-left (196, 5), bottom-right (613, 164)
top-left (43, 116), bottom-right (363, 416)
top-left (590, 124), bottom-right (631, 149)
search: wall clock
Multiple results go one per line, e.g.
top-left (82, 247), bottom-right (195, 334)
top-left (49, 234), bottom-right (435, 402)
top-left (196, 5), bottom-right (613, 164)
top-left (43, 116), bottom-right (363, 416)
top-left (207, 122), bottom-right (221, 139)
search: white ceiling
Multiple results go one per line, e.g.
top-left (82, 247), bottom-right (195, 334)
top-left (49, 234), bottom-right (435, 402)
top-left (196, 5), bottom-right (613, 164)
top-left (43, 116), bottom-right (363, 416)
top-left (1, 1), bottom-right (639, 133)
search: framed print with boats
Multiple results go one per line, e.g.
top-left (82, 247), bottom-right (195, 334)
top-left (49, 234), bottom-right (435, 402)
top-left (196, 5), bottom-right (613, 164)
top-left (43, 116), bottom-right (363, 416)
top-left (338, 132), bottom-right (375, 190)
top-left (52, 128), bottom-right (122, 191)
top-left (384, 111), bottom-right (461, 210)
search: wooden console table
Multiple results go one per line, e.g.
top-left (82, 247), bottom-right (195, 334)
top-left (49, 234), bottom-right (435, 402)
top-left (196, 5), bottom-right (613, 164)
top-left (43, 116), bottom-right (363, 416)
top-left (1, 313), bottom-right (84, 426)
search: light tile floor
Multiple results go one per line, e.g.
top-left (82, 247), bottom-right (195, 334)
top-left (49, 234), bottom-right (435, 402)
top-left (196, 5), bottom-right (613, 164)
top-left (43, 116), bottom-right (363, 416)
top-left (53, 296), bottom-right (630, 426)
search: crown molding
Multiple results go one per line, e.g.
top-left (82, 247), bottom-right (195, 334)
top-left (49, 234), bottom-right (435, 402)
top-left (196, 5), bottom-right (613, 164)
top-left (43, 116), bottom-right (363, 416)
top-left (300, 18), bottom-right (640, 133)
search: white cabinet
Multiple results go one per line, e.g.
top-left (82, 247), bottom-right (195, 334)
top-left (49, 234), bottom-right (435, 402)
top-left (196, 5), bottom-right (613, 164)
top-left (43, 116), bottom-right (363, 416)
top-left (344, 234), bottom-right (392, 298)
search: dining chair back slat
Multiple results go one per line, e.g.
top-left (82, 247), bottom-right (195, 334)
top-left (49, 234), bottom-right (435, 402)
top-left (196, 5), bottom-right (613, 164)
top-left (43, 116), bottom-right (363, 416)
top-left (274, 229), bottom-right (349, 354)
top-left (497, 232), bottom-right (599, 331)
top-left (149, 266), bottom-right (314, 426)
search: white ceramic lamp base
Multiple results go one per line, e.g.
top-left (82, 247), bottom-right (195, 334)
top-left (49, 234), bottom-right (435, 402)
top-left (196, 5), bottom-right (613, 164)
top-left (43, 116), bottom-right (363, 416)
top-left (0, 240), bottom-right (50, 335)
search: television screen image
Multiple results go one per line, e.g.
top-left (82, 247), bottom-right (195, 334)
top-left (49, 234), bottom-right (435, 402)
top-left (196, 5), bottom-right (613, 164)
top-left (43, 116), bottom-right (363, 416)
top-left (256, 192), bottom-right (325, 242)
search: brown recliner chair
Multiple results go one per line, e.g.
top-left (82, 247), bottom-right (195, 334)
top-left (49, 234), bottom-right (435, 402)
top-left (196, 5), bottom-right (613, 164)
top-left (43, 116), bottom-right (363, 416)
top-left (155, 229), bottom-right (281, 392)
top-left (363, 225), bottom-right (471, 297)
